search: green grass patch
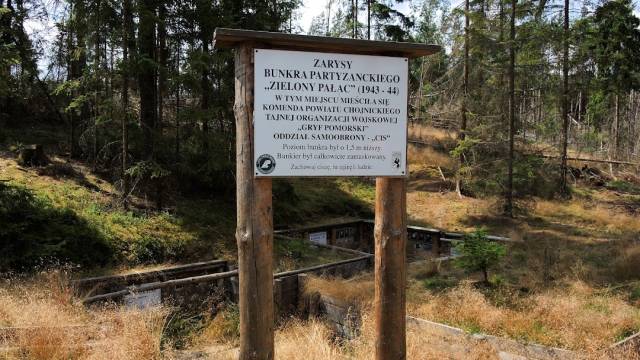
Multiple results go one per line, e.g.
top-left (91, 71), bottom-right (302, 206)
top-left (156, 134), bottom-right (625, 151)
top-left (606, 180), bottom-right (640, 195)
top-left (274, 237), bottom-right (351, 272)
top-left (422, 275), bottom-right (458, 291)
top-left (273, 178), bottom-right (373, 226)
top-left (629, 285), bottom-right (640, 303)
top-left (0, 182), bottom-right (113, 271)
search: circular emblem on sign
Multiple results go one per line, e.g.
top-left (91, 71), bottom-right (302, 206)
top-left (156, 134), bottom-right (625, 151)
top-left (256, 154), bottom-right (276, 174)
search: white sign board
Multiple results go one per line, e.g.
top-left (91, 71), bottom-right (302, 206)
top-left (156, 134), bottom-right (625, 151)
top-left (309, 231), bottom-right (328, 245)
top-left (253, 49), bottom-right (408, 177)
top-left (124, 288), bottom-right (161, 309)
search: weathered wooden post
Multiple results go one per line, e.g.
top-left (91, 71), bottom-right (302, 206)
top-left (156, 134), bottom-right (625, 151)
top-left (375, 177), bottom-right (407, 360)
top-left (214, 28), bottom-right (439, 360)
top-left (234, 43), bottom-right (275, 359)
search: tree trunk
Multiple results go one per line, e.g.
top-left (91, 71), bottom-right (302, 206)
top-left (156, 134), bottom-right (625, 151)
top-left (175, 41), bottom-right (181, 160)
top-left (66, 11), bottom-right (79, 157)
top-left (611, 93), bottom-right (620, 176)
top-left (560, 0), bottom-right (570, 196)
top-left (201, 38), bottom-right (210, 135)
top-left (326, 0), bottom-right (332, 36)
top-left (93, 0), bottom-right (102, 168)
top-left (197, 0), bottom-right (212, 136)
top-left (353, 0), bottom-right (358, 38)
top-left (505, 0), bottom-right (516, 217)
top-left (158, 3), bottom-right (167, 136)
top-left (121, 0), bottom-right (133, 207)
top-left (457, 0), bottom-right (470, 198)
top-left (138, 0), bottom-right (157, 160)
top-left (367, 0), bottom-right (371, 40)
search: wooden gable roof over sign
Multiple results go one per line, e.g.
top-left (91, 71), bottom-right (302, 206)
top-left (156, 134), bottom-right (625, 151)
top-left (213, 28), bottom-right (441, 59)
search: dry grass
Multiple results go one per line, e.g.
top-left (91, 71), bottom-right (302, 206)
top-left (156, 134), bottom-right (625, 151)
top-left (408, 145), bottom-right (456, 168)
top-left (409, 281), bottom-right (640, 353)
top-left (302, 274), bottom-right (374, 305)
top-left (534, 199), bottom-right (640, 239)
top-left (0, 271), bottom-right (169, 360)
top-left (192, 304), bottom-right (240, 347)
top-left (614, 244), bottom-right (640, 281)
top-left (212, 315), bottom-right (500, 360)
top-left (407, 191), bottom-right (498, 232)
top-left (297, 266), bottom-right (640, 355)
top-left (408, 124), bottom-right (459, 144)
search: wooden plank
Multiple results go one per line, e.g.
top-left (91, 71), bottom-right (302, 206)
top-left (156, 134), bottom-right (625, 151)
top-left (73, 259), bottom-right (227, 285)
top-left (234, 43), bottom-right (275, 360)
top-left (214, 28), bottom-right (440, 58)
top-left (374, 177), bottom-right (407, 360)
top-left (273, 255), bottom-right (372, 279)
top-left (82, 270), bottom-right (240, 304)
top-left (73, 260), bottom-right (228, 294)
top-left (273, 219), bottom-right (363, 234)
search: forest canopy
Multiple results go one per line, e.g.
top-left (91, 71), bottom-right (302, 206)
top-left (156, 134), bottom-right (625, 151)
top-left (1, 0), bottom-right (639, 212)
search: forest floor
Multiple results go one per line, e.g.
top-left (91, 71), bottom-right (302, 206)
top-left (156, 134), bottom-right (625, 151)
top-left (0, 144), bottom-right (369, 275)
top-left (1, 124), bottom-right (639, 358)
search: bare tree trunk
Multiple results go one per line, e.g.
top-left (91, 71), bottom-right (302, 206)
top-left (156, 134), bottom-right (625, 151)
top-left (367, 0), bottom-right (371, 40)
top-left (93, 0), bottom-right (102, 169)
top-left (326, 0), bottom-right (333, 36)
top-left (158, 3), bottom-right (167, 136)
top-left (415, 59), bottom-right (425, 124)
top-left (353, 0), bottom-right (358, 38)
top-left (457, 0), bottom-right (470, 199)
top-left (138, 0), bottom-right (157, 160)
top-left (505, 0), bottom-right (516, 217)
top-left (121, 0), bottom-right (133, 207)
top-left (560, 0), bottom-right (570, 196)
top-left (197, 0), bottom-right (212, 137)
top-left (175, 41), bottom-right (181, 160)
top-left (66, 11), bottom-right (79, 157)
top-left (610, 93), bottom-right (620, 176)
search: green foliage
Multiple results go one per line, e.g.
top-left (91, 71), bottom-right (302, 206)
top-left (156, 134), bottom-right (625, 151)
top-left (591, 0), bottom-right (640, 94)
top-left (605, 180), bottom-right (640, 195)
top-left (615, 327), bottom-right (638, 342)
top-left (454, 229), bottom-right (506, 283)
top-left (630, 285), bottom-right (640, 303)
top-left (129, 235), bottom-right (186, 265)
top-left (276, 237), bottom-right (313, 260)
top-left (126, 160), bottom-right (170, 180)
top-left (174, 132), bottom-right (235, 196)
top-left (450, 137), bottom-right (480, 160)
top-left (162, 311), bottom-right (206, 350)
top-left (422, 275), bottom-right (458, 291)
top-left (0, 182), bottom-right (113, 271)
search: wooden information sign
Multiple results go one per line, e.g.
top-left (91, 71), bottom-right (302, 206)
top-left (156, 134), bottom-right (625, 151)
top-left (253, 49), bottom-right (408, 177)
top-left (213, 28), bottom-right (440, 360)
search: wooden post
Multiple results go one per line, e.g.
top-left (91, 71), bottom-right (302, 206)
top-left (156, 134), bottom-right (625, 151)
top-left (234, 44), bottom-right (274, 360)
top-left (374, 177), bottom-right (407, 360)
